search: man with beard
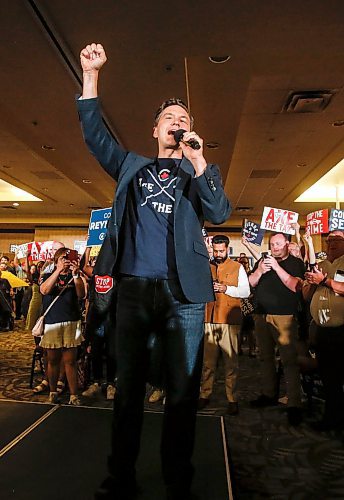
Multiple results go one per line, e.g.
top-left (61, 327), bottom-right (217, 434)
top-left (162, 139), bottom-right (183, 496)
top-left (304, 229), bottom-right (344, 431)
top-left (198, 235), bottom-right (250, 415)
top-left (249, 232), bottom-right (305, 425)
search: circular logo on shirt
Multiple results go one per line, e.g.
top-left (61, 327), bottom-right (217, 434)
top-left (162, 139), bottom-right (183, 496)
top-left (158, 169), bottom-right (170, 182)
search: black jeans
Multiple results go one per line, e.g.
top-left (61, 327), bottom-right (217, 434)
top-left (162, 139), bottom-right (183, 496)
top-left (108, 276), bottom-right (205, 491)
top-left (314, 323), bottom-right (344, 424)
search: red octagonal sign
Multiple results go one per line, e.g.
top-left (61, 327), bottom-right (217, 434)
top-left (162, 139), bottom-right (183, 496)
top-left (94, 275), bottom-right (114, 294)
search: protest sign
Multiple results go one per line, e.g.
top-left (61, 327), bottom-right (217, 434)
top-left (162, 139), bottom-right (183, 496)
top-left (242, 219), bottom-right (265, 245)
top-left (90, 245), bottom-right (101, 257)
top-left (329, 208), bottom-right (344, 231)
top-left (306, 209), bottom-right (329, 235)
top-left (74, 240), bottom-right (87, 255)
top-left (260, 207), bottom-right (299, 235)
top-left (87, 207), bottom-right (112, 247)
top-left (15, 241), bottom-right (56, 261)
top-left (15, 243), bottom-right (29, 259)
top-left (29, 241), bottom-right (55, 262)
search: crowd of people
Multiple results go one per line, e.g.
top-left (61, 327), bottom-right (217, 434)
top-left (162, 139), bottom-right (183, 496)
top-left (1, 227), bottom-right (343, 431)
top-left (200, 226), bottom-right (344, 431)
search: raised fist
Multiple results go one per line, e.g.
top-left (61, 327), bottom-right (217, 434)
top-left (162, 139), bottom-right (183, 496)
top-left (80, 43), bottom-right (107, 72)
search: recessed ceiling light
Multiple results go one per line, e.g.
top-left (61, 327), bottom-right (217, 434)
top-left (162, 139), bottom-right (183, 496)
top-left (82, 179), bottom-right (92, 184)
top-left (206, 142), bottom-right (220, 149)
top-left (209, 56), bottom-right (231, 64)
top-left (42, 187), bottom-right (49, 192)
top-left (278, 187), bottom-right (285, 191)
top-left (331, 120), bottom-right (344, 127)
top-left (13, 202), bottom-right (20, 207)
top-left (236, 206), bottom-right (253, 212)
top-left (41, 144), bottom-right (56, 151)
top-left (69, 203), bottom-right (74, 207)
top-left (296, 163), bottom-right (307, 168)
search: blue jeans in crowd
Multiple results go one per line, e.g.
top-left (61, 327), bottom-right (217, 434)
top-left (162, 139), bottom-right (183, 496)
top-left (108, 276), bottom-right (205, 493)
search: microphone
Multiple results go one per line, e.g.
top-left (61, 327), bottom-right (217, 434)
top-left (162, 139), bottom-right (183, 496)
top-left (173, 129), bottom-right (201, 150)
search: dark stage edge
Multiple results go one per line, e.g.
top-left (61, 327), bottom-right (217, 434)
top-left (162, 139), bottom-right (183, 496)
top-left (0, 400), bottom-right (233, 500)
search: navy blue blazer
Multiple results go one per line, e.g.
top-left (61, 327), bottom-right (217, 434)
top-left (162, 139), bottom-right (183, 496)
top-left (77, 98), bottom-right (231, 303)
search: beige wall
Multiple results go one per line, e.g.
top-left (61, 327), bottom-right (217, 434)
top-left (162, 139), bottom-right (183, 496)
top-left (0, 228), bottom-right (88, 257)
top-left (34, 228), bottom-right (88, 250)
top-left (0, 233), bottom-right (33, 256)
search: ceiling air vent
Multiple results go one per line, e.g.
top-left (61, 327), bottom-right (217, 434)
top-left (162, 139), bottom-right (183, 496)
top-left (31, 171), bottom-right (63, 180)
top-left (283, 90), bottom-right (337, 113)
top-left (249, 169), bottom-right (281, 179)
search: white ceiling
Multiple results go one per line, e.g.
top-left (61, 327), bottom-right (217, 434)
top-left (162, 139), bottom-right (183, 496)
top-left (1, 0), bottom-right (344, 228)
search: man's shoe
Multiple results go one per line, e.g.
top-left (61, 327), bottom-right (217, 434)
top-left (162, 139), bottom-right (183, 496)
top-left (166, 484), bottom-right (193, 500)
top-left (82, 382), bottom-right (102, 397)
top-left (95, 476), bottom-right (138, 500)
top-left (287, 407), bottom-right (303, 426)
top-left (197, 398), bottom-right (210, 410)
top-left (226, 402), bottom-right (239, 416)
top-left (250, 394), bottom-right (278, 408)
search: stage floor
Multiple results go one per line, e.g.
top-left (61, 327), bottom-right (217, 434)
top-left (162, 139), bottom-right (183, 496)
top-left (0, 400), bottom-right (233, 500)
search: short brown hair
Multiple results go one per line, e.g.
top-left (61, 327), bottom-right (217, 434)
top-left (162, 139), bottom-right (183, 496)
top-left (54, 247), bottom-right (68, 263)
top-left (154, 98), bottom-right (194, 128)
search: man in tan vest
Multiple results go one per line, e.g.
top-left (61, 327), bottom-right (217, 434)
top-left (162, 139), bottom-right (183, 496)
top-left (198, 235), bottom-right (250, 415)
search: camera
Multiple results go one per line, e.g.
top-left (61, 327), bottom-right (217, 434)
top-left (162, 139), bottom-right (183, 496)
top-left (261, 252), bottom-right (269, 259)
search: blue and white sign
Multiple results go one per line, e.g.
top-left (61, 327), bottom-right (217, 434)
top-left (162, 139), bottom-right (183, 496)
top-left (242, 219), bottom-right (265, 246)
top-left (329, 208), bottom-right (344, 231)
top-left (87, 207), bottom-right (112, 247)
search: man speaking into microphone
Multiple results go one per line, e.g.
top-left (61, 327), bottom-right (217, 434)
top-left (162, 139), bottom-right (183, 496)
top-left (77, 42), bottom-right (231, 500)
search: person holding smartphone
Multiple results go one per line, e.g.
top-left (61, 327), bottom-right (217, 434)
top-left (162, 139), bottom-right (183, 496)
top-left (39, 247), bottom-right (85, 405)
top-left (249, 232), bottom-right (305, 426)
top-left (304, 229), bottom-right (344, 431)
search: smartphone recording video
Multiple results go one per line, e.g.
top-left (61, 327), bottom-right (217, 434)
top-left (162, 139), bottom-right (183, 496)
top-left (65, 249), bottom-right (78, 262)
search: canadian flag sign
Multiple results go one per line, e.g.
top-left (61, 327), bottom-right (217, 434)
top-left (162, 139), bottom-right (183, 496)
top-left (306, 210), bottom-right (329, 235)
top-left (260, 207), bottom-right (299, 235)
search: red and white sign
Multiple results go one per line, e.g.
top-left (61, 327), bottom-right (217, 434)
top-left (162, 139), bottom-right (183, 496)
top-left (94, 275), bottom-right (114, 294)
top-left (15, 241), bottom-right (59, 262)
top-left (29, 241), bottom-right (56, 262)
top-left (306, 209), bottom-right (329, 235)
top-left (260, 207), bottom-right (299, 235)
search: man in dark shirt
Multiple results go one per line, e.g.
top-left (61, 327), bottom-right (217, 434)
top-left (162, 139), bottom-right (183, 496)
top-left (249, 232), bottom-right (305, 425)
top-left (78, 43), bottom-right (231, 500)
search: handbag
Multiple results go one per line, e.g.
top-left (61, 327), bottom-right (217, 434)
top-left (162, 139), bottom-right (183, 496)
top-left (32, 277), bottom-right (74, 337)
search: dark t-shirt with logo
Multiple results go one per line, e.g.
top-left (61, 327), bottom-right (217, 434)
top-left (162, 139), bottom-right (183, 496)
top-left (118, 158), bottom-right (181, 279)
top-left (41, 271), bottom-right (80, 324)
